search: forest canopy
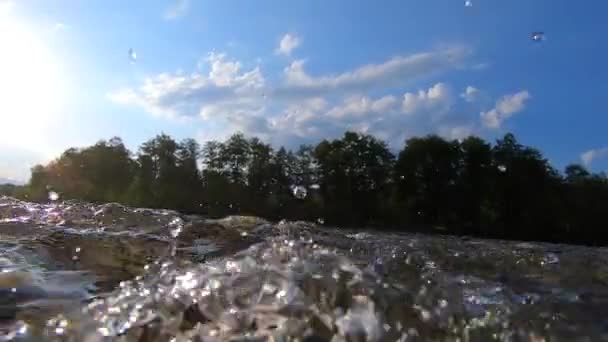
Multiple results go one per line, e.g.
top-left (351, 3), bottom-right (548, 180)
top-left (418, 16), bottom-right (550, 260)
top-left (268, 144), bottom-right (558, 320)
top-left (2, 132), bottom-right (607, 245)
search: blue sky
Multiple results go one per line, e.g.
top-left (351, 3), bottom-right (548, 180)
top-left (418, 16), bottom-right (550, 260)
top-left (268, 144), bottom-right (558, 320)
top-left (0, 0), bottom-right (607, 182)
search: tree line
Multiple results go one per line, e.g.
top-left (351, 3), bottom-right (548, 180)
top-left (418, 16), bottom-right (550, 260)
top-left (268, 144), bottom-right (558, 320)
top-left (2, 131), bottom-right (608, 245)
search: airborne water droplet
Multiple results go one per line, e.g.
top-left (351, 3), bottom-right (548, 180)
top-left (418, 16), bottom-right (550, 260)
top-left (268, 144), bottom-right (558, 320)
top-left (497, 165), bottom-right (507, 173)
top-left (531, 32), bottom-right (545, 42)
top-left (48, 191), bottom-right (59, 201)
top-left (292, 185), bottom-right (307, 199)
top-left (464, 0), bottom-right (473, 7)
top-left (128, 48), bottom-right (137, 64)
top-left (317, 218), bottom-right (325, 225)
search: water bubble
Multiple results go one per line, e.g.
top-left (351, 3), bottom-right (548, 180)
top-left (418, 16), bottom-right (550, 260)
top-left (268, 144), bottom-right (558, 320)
top-left (48, 191), bottom-right (59, 201)
top-left (531, 32), bottom-right (545, 42)
top-left (128, 48), bottom-right (137, 64)
top-left (292, 185), bottom-right (307, 199)
top-left (464, 0), bottom-right (473, 7)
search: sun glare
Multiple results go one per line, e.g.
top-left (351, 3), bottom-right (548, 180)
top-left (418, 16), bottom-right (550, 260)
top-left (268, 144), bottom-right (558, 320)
top-left (0, 12), bottom-right (65, 148)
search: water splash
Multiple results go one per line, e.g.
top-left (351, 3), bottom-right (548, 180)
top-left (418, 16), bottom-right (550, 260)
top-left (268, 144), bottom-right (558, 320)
top-left (292, 185), bottom-right (307, 199)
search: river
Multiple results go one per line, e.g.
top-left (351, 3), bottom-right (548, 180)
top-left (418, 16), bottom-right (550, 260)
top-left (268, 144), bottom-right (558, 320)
top-left (0, 197), bottom-right (607, 341)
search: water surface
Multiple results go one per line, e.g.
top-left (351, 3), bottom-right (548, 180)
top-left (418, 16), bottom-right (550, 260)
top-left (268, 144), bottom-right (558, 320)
top-left (1, 197), bottom-right (607, 341)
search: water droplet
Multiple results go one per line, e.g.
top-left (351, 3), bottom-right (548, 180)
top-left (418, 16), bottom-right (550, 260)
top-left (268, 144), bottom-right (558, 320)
top-left (48, 191), bottom-right (59, 201)
top-left (292, 185), bottom-right (307, 199)
top-left (497, 165), bottom-right (507, 173)
top-left (531, 32), bottom-right (545, 42)
top-left (464, 0), bottom-right (473, 7)
top-left (317, 217), bottom-right (325, 225)
top-left (128, 48), bottom-right (137, 63)
top-left (240, 231), bottom-right (248, 237)
top-left (75, 247), bottom-right (81, 253)
top-left (168, 217), bottom-right (184, 238)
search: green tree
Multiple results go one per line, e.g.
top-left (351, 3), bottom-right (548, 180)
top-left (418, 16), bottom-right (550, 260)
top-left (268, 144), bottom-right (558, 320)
top-left (562, 164), bottom-right (608, 244)
top-left (315, 132), bottom-right (394, 225)
top-left (174, 138), bottom-right (203, 213)
top-left (245, 138), bottom-right (274, 216)
top-left (395, 135), bottom-right (460, 227)
top-left (456, 136), bottom-right (494, 234)
top-left (490, 133), bottom-right (562, 240)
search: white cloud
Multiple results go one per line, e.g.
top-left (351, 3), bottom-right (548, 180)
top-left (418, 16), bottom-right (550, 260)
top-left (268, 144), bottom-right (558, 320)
top-left (282, 46), bottom-right (468, 94)
top-left (460, 85), bottom-right (478, 103)
top-left (581, 147), bottom-right (608, 166)
top-left (53, 23), bottom-right (67, 31)
top-left (164, 0), bottom-right (189, 20)
top-left (327, 95), bottom-right (398, 118)
top-left (480, 90), bottom-right (530, 128)
top-left (110, 45), bottom-right (481, 148)
top-left (402, 83), bottom-right (450, 114)
top-left (440, 125), bottom-right (474, 141)
top-left (276, 33), bottom-right (301, 56)
top-left (108, 52), bottom-right (265, 119)
top-left (371, 95), bottom-right (398, 112)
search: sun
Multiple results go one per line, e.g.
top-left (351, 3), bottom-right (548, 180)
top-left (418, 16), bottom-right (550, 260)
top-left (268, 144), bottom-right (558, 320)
top-left (0, 11), bottom-right (65, 149)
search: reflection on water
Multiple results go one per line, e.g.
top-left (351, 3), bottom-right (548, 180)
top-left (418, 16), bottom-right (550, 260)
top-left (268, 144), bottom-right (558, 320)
top-left (1, 196), bottom-right (608, 341)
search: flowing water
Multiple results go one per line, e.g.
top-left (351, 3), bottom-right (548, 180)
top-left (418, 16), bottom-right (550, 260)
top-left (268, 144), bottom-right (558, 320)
top-left (0, 197), bottom-right (607, 341)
